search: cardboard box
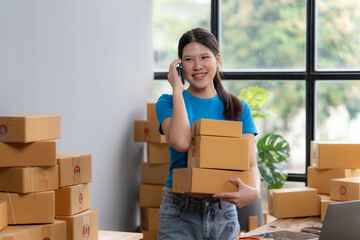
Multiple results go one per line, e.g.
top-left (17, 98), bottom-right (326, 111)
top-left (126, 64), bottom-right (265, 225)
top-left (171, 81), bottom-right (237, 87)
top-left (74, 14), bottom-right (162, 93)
top-left (140, 207), bottom-right (159, 231)
top-left (147, 143), bottom-right (170, 164)
top-left (308, 167), bottom-right (360, 194)
top-left (141, 163), bottom-right (169, 185)
top-left (0, 114), bottom-right (61, 143)
top-left (192, 119), bottom-right (242, 138)
top-left (0, 200), bottom-right (6, 231)
top-left (0, 191), bottom-right (55, 224)
top-left (268, 187), bottom-right (318, 218)
top-left (140, 228), bottom-right (157, 240)
top-left (57, 153), bottom-right (92, 188)
top-left (311, 141), bottom-right (360, 169)
top-left (317, 194), bottom-right (330, 215)
top-left (188, 136), bottom-right (250, 171)
top-left (172, 168), bottom-right (250, 195)
top-left (139, 184), bottom-right (164, 207)
top-left (134, 121), bottom-right (166, 143)
top-left (147, 103), bottom-right (157, 121)
top-left (55, 183), bottom-right (90, 216)
top-left (321, 199), bottom-right (338, 221)
top-left (0, 140), bottom-right (56, 167)
top-left (0, 220), bottom-right (66, 240)
top-left (0, 166), bottom-right (58, 193)
top-left (329, 177), bottom-right (360, 201)
top-left (56, 209), bottom-right (98, 240)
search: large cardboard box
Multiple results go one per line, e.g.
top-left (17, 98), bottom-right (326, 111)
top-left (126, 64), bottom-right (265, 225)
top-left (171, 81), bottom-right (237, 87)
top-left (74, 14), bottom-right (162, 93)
top-left (268, 187), bottom-right (318, 218)
top-left (57, 153), bottom-right (92, 188)
top-left (188, 136), bottom-right (250, 171)
top-left (55, 183), bottom-right (90, 216)
top-left (139, 184), bottom-right (164, 208)
top-left (0, 220), bottom-right (66, 240)
top-left (192, 119), bottom-right (242, 138)
top-left (147, 143), bottom-right (170, 164)
top-left (140, 228), bottom-right (157, 240)
top-left (0, 166), bottom-right (58, 193)
top-left (0, 114), bottom-right (61, 143)
top-left (321, 199), bottom-right (338, 221)
top-left (329, 177), bottom-right (360, 201)
top-left (0, 191), bottom-right (55, 224)
top-left (141, 163), bottom-right (169, 185)
top-left (172, 168), bottom-right (250, 195)
top-left (147, 103), bottom-right (157, 121)
top-left (134, 121), bottom-right (166, 143)
top-left (307, 167), bottom-right (360, 194)
top-left (0, 140), bottom-right (56, 167)
top-left (0, 200), bottom-right (6, 231)
top-left (311, 141), bottom-right (360, 169)
top-left (140, 207), bottom-right (159, 231)
top-left (56, 209), bottom-right (98, 240)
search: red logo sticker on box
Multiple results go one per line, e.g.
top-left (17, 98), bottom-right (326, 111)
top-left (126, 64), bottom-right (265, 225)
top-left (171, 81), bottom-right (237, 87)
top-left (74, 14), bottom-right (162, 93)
top-left (43, 238), bottom-right (51, 240)
top-left (83, 224), bottom-right (90, 238)
top-left (74, 166), bottom-right (81, 174)
top-left (0, 124), bottom-right (8, 136)
top-left (144, 127), bottom-right (150, 135)
top-left (79, 193), bottom-right (83, 204)
top-left (340, 185), bottom-right (347, 195)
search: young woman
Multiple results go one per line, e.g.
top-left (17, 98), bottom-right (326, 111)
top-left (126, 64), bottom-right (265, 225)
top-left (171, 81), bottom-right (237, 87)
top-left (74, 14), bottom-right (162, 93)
top-left (155, 28), bottom-right (260, 239)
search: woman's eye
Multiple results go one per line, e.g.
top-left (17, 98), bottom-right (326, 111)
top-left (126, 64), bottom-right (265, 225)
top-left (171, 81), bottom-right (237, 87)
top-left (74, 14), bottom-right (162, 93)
top-left (184, 58), bottom-right (192, 62)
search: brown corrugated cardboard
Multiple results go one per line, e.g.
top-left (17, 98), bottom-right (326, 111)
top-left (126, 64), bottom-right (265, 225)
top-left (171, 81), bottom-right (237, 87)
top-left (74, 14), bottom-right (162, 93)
top-left (172, 168), bottom-right (250, 195)
top-left (56, 209), bottom-right (98, 240)
top-left (268, 187), bottom-right (318, 218)
top-left (308, 167), bottom-right (360, 194)
top-left (311, 141), bottom-right (360, 169)
top-left (140, 207), bottom-right (159, 231)
top-left (134, 121), bottom-right (166, 143)
top-left (188, 136), bottom-right (250, 171)
top-left (0, 220), bottom-right (66, 240)
top-left (57, 153), bottom-right (92, 188)
top-left (147, 143), bottom-right (170, 164)
top-left (141, 163), bottom-right (169, 185)
top-left (321, 199), bottom-right (338, 221)
top-left (0, 200), bottom-right (6, 231)
top-left (0, 166), bottom-right (58, 193)
top-left (329, 177), bottom-right (360, 201)
top-left (55, 183), bottom-right (90, 216)
top-left (0, 114), bottom-right (61, 143)
top-left (0, 191), bottom-right (55, 224)
top-left (147, 103), bottom-right (157, 121)
top-left (192, 119), bottom-right (242, 138)
top-left (317, 194), bottom-right (330, 215)
top-left (140, 228), bottom-right (157, 240)
top-left (139, 184), bottom-right (164, 207)
top-left (0, 140), bottom-right (56, 167)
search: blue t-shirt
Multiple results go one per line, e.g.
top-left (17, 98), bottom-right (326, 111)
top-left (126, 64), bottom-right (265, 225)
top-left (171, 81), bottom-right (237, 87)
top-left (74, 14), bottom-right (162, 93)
top-left (156, 90), bottom-right (258, 188)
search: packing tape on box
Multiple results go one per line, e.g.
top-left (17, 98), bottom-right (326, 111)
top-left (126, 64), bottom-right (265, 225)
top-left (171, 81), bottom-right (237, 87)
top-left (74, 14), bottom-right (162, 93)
top-left (30, 167), bottom-right (33, 192)
top-left (7, 192), bottom-right (16, 225)
top-left (72, 157), bottom-right (81, 184)
top-left (41, 225), bottom-right (51, 239)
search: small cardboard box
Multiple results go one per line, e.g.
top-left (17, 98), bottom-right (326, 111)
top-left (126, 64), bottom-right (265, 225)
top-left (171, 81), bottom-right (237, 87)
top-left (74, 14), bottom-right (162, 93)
top-left (192, 119), bottom-right (242, 138)
top-left (56, 209), bottom-right (98, 240)
top-left (0, 191), bottom-right (55, 224)
top-left (0, 220), bottom-right (66, 240)
top-left (139, 184), bottom-right (164, 207)
top-left (147, 103), bottom-right (157, 121)
top-left (268, 187), bottom-right (318, 218)
top-left (134, 120), bottom-right (166, 143)
top-left (55, 183), bottom-right (90, 216)
top-left (308, 167), bottom-right (360, 194)
top-left (141, 162), bottom-right (169, 185)
top-left (0, 200), bottom-right (7, 231)
top-left (317, 194), bottom-right (330, 215)
top-left (321, 199), bottom-right (338, 221)
top-left (172, 168), bottom-right (250, 195)
top-left (140, 228), bottom-right (157, 240)
top-left (188, 136), bottom-right (250, 171)
top-left (311, 141), bottom-right (360, 169)
top-left (0, 140), bottom-right (56, 167)
top-left (0, 166), bottom-right (58, 193)
top-left (0, 114), bottom-right (61, 143)
top-left (140, 207), bottom-right (159, 231)
top-left (57, 153), bottom-right (92, 188)
top-left (329, 177), bottom-right (360, 201)
top-left (147, 143), bottom-right (170, 164)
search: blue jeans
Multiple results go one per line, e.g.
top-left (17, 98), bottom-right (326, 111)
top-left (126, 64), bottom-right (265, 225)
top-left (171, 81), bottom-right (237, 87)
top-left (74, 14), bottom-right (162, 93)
top-left (158, 188), bottom-right (240, 240)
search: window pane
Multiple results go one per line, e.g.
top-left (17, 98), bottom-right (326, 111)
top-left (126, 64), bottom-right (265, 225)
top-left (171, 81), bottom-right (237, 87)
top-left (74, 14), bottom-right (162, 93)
top-left (220, 0), bottom-right (306, 70)
top-left (315, 81), bottom-right (360, 141)
top-left (153, 0), bottom-right (211, 71)
top-left (316, 1), bottom-right (360, 70)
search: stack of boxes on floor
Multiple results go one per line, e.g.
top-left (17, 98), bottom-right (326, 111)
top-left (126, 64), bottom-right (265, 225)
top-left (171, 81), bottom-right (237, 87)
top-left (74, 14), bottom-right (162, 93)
top-left (0, 114), bottom-right (98, 240)
top-left (134, 103), bottom-right (169, 240)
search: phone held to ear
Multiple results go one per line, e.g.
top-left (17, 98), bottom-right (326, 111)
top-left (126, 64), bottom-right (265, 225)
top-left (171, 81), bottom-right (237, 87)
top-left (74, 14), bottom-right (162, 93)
top-left (176, 64), bottom-right (185, 85)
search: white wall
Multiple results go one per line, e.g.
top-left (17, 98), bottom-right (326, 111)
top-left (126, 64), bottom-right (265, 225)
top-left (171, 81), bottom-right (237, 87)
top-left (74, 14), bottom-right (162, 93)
top-left (0, 0), bottom-right (153, 231)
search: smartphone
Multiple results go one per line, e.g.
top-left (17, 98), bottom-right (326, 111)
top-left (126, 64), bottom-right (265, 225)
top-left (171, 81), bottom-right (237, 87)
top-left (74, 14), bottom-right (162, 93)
top-left (176, 64), bottom-right (185, 85)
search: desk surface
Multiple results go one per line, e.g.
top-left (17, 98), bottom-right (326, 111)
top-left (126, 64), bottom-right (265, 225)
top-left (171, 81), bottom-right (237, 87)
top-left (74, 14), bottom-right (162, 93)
top-left (99, 230), bottom-right (143, 240)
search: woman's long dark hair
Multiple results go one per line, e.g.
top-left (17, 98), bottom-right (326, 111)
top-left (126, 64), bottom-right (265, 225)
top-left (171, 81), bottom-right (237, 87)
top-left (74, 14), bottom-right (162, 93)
top-left (178, 28), bottom-right (243, 121)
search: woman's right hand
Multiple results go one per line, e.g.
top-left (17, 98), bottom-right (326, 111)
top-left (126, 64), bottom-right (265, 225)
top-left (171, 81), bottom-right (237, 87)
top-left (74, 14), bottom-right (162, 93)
top-left (168, 59), bottom-right (184, 91)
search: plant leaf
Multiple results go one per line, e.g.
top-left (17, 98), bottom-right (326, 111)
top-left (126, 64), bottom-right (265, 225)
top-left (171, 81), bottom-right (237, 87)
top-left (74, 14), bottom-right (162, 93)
top-left (238, 86), bottom-right (270, 109)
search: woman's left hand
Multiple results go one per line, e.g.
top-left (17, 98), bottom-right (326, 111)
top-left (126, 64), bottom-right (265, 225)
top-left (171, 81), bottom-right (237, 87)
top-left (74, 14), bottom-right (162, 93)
top-left (212, 177), bottom-right (260, 208)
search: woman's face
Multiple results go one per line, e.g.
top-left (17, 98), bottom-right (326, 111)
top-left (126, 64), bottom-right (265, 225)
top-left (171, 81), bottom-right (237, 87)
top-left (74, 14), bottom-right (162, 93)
top-left (181, 42), bottom-right (221, 92)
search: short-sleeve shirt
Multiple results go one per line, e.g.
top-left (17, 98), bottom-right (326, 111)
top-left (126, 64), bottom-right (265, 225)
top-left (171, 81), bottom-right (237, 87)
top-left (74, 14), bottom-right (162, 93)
top-left (156, 90), bottom-right (258, 188)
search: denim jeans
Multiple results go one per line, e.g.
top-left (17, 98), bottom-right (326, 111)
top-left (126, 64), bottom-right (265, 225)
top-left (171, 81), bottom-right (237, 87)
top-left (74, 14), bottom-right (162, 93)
top-left (158, 188), bottom-right (240, 240)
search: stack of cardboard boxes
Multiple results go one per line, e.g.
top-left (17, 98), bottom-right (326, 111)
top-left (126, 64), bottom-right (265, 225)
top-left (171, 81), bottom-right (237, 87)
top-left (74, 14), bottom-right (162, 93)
top-left (134, 103), bottom-right (169, 240)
